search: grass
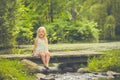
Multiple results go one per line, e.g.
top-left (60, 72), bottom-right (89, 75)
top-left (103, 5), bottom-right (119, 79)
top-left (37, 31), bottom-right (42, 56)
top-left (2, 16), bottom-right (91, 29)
top-left (0, 58), bottom-right (35, 80)
top-left (12, 41), bottom-right (120, 54)
top-left (0, 41), bottom-right (120, 54)
top-left (87, 49), bottom-right (120, 72)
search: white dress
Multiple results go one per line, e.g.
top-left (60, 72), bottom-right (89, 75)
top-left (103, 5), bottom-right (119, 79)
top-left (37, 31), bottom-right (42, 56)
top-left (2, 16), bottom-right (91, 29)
top-left (34, 38), bottom-right (48, 56)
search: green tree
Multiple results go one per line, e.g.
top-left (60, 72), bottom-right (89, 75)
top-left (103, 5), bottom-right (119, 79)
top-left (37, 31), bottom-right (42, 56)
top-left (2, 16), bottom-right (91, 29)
top-left (104, 15), bottom-right (116, 40)
top-left (111, 0), bottom-right (120, 37)
top-left (16, 0), bottom-right (37, 44)
top-left (90, 4), bottom-right (107, 39)
top-left (0, 0), bottom-right (17, 53)
top-left (84, 0), bottom-right (120, 40)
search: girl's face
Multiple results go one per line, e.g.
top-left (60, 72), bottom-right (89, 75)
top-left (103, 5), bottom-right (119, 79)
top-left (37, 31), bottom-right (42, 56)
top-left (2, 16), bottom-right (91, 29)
top-left (38, 29), bottom-right (45, 38)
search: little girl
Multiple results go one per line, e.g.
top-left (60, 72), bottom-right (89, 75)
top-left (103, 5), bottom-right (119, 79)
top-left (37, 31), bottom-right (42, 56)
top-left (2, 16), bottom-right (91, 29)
top-left (32, 27), bottom-right (50, 69)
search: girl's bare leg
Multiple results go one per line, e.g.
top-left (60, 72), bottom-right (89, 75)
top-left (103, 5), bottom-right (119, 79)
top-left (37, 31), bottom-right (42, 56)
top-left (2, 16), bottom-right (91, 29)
top-left (45, 52), bottom-right (51, 67)
top-left (39, 53), bottom-right (46, 67)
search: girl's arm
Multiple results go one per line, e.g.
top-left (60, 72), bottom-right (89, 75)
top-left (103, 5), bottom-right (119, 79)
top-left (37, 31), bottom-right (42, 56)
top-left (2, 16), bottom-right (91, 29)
top-left (44, 37), bottom-right (49, 52)
top-left (46, 38), bottom-right (49, 52)
top-left (46, 38), bottom-right (48, 45)
top-left (32, 38), bottom-right (38, 55)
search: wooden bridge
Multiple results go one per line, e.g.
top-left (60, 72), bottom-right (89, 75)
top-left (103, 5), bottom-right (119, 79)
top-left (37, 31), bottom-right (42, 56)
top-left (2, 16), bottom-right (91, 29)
top-left (0, 51), bottom-right (103, 64)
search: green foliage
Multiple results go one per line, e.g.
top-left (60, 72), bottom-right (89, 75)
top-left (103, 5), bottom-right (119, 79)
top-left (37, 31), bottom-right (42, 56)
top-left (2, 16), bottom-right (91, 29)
top-left (0, 58), bottom-right (35, 80)
top-left (45, 18), bottom-right (99, 43)
top-left (112, 0), bottom-right (120, 36)
top-left (16, 0), bottom-right (34, 44)
top-left (88, 49), bottom-right (120, 72)
top-left (76, 19), bottom-right (99, 42)
top-left (1, 0), bottom-right (120, 50)
top-left (84, 0), bottom-right (120, 40)
top-left (104, 15), bottom-right (116, 40)
top-left (90, 4), bottom-right (107, 39)
top-left (0, 0), bottom-right (18, 53)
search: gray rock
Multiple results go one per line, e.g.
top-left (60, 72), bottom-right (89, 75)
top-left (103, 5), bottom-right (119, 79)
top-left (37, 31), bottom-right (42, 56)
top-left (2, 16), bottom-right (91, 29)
top-left (107, 71), bottom-right (120, 76)
top-left (40, 74), bottom-right (55, 80)
top-left (21, 59), bottom-right (39, 72)
top-left (38, 66), bottom-right (60, 73)
top-left (77, 68), bottom-right (90, 73)
top-left (36, 73), bottom-right (46, 79)
top-left (62, 67), bottom-right (74, 72)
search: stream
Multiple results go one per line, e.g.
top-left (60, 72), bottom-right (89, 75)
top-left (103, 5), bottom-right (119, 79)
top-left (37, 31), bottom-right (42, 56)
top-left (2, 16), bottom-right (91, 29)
top-left (38, 62), bottom-right (120, 80)
top-left (50, 72), bottom-right (120, 80)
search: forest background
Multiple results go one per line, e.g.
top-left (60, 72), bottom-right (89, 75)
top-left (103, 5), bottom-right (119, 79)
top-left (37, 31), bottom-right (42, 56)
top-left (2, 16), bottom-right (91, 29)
top-left (0, 0), bottom-right (120, 53)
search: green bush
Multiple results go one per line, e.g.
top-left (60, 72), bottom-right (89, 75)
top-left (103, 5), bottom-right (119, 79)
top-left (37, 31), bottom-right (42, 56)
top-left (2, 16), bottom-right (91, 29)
top-left (45, 19), bottom-right (99, 43)
top-left (88, 49), bottom-right (120, 72)
top-left (0, 58), bottom-right (35, 80)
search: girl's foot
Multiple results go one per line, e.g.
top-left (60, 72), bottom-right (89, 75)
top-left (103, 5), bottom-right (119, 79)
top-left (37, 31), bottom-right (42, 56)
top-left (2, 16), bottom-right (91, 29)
top-left (44, 66), bottom-right (49, 70)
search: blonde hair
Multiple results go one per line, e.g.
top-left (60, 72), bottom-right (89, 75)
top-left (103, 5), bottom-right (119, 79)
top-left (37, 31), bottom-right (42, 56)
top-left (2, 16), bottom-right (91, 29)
top-left (36, 27), bottom-right (48, 44)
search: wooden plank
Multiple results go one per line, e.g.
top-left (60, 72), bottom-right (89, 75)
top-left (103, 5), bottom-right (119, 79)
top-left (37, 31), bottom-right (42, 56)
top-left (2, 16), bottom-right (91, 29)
top-left (0, 51), bottom-right (103, 63)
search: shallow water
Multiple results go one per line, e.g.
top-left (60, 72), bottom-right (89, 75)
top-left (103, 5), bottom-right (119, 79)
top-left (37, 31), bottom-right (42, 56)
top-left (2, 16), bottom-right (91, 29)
top-left (50, 72), bottom-right (120, 80)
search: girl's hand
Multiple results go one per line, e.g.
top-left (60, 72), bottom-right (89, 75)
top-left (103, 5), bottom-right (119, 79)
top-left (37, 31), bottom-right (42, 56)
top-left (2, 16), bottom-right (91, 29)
top-left (31, 53), bottom-right (34, 56)
top-left (31, 51), bottom-right (35, 56)
top-left (46, 50), bottom-right (49, 53)
top-left (32, 53), bottom-right (34, 56)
